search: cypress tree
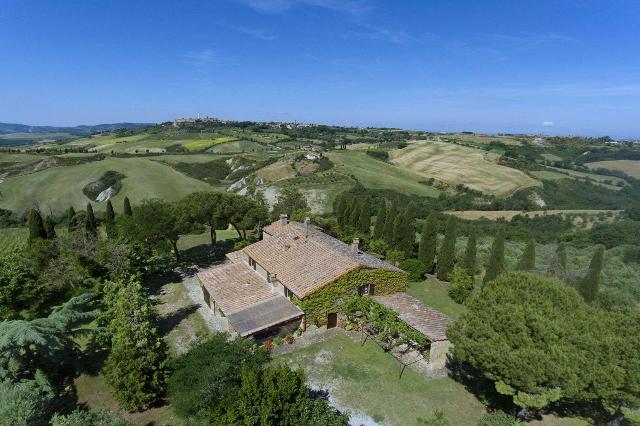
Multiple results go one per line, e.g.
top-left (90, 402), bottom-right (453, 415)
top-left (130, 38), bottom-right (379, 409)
top-left (27, 209), bottom-right (47, 241)
top-left (383, 202), bottom-right (397, 244)
top-left (396, 203), bottom-right (416, 256)
top-left (348, 198), bottom-right (361, 229)
top-left (336, 196), bottom-right (347, 228)
top-left (357, 198), bottom-right (371, 234)
top-left (86, 203), bottom-right (97, 236)
top-left (557, 242), bottom-right (567, 271)
top-left (418, 213), bottom-right (438, 273)
top-left (483, 227), bottom-right (505, 284)
top-left (67, 206), bottom-right (76, 232)
top-left (516, 238), bottom-right (536, 271)
top-left (105, 200), bottom-right (115, 236)
top-left (44, 215), bottom-right (57, 240)
top-left (436, 215), bottom-right (457, 281)
top-left (580, 245), bottom-right (604, 304)
top-left (372, 202), bottom-right (387, 240)
top-left (123, 197), bottom-right (133, 216)
top-left (462, 230), bottom-right (477, 276)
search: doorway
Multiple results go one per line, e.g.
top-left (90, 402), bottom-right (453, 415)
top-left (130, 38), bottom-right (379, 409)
top-left (327, 312), bottom-right (338, 329)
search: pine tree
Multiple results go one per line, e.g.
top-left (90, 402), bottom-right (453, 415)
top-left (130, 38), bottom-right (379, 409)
top-left (483, 227), bottom-right (505, 284)
top-left (557, 242), bottom-right (567, 271)
top-left (418, 213), bottom-right (438, 273)
top-left (436, 215), bottom-right (457, 281)
top-left (462, 230), bottom-right (477, 276)
top-left (44, 215), bottom-right (56, 240)
top-left (27, 209), bottom-right (47, 241)
top-left (123, 197), bottom-right (133, 216)
top-left (85, 203), bottom-right (97, 236)
top-left (105, 200), bottom-right (115, 236)
top-left (357, 198), bottom-right (371, 234)
top-left (66, 206), bottom-right (76, 232)
top-left (383, 202), bottom-right (397, 244)
top-left (372, 202), bottom-right (387, 240)
top-left (516, 238), bottom-right (536, 271)
top-left (580, 245), bottom-right (604, 304)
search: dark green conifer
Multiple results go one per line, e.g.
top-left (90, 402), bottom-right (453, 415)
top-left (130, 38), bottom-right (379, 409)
top-left (67, 206), bottom-right (76, 232)
top-left (336, 196), bottom-right (348, 228)
top-left (357, 198), bottom-right (371, 234)
top-left (396, 203), bottom-right (416, 256)
top-left (123, 197), bottom-right (133, 216)
top-left (348, 198), bottom-right (361, 229)
top-left (557, 242), bottom-right (567, 271)
top-left (105, 200), bottom-right (115, 236)
top-left (462, 230), bottom-right (477, 276)
top-left (516, 238), bottom-right (536, 271)
top-left (86, 203), bottom-right (97, 236)
top-left (27, 209), bottom-right (47, 241)
top-left (483, 227), bottom-right (505, 284)
top-left (580, 245), bottom-right (604, 304)
top-left (436, 215), bottom-right (457, 281)
top-left (44, 215), bottom-right (57, 240)
top-left (418, 213), bottom-right (438, 273)
top-left (383, 202), bottom-right (397, 244)
top-left (372, 202), bottom-right (387, 240)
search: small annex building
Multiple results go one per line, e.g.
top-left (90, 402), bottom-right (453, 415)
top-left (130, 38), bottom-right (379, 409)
top-left (197, 215), bottom-right (408, 339)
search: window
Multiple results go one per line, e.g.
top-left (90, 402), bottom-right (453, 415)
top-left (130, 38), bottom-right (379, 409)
top-left (358, 283), bottom-right (374, 296)
top-left (284, 287), bottom-right (294, 299)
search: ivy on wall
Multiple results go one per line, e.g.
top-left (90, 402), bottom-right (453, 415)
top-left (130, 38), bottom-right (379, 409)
top-left (295, 268), bottom-right (408, 325)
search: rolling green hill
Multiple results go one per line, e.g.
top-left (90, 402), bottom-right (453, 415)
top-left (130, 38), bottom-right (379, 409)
top-left (0, 156), bottom-right (216, 216)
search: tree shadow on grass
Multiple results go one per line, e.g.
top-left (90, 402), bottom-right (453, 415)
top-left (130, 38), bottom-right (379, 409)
top-left (158, 304), bottom-right (200, 336)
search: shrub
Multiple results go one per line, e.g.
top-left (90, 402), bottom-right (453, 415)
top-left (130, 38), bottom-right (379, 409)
top-left (51, 407), bottom-right (129, 426)
top-left (399, 258), bottom-right (427, 281)
top-left (447, 266), bottom-right (474, 304)
top-left (386, 249), bottom-right (406, 265)
top-left (273, 336), bottom-right (284, 346)
top-left (167, 334), bottom-right (269, 418)
top-left (369, 239), bottom-right (389, 255)
top-left (477, 411), bottom-right (523, 426)
top-left (365, 150), bottom-right (389, 161)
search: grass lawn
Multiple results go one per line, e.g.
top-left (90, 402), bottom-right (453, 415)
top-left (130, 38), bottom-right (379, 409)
top-left (390, 141), bottom-right (540, 196)
top-left (327, 150), bottom-right (440, 198)
top-left (276, 333), bottom-right (486, 426)
top-left (0, 156), bottom-right (215, 215)
top-left (75, 374), bottom-right (181, 426)
top-left (177, 227), bottom-right (238, 251)
top-left (406, 277), bottom-right (468, 320)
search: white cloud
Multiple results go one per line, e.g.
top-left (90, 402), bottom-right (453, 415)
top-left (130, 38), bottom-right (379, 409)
top-left (542, 121), bottom-right (554, 126)
top-left (239, 0), bottom-right (370, 15)
top-left (232, 26), bottom-right (278, 40)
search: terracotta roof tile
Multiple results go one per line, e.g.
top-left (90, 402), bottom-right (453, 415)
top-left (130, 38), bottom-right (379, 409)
top-left (197, 262), bottom-right (278, 315)
top-left (249, 220), bottom-right (403, 298)
top-left (374, 293), bottom-right (453, 342)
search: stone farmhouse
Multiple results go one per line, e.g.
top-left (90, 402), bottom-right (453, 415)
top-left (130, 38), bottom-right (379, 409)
top-left (197, 215), bottom-right (453, 368)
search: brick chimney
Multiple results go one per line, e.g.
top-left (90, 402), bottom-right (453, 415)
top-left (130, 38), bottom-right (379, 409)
top-left (280, 213), bottom-right (288, 226)
top-left (304, 217), bottom-right (310, 236)
top-left (351, 238), bottom-right (360, 252)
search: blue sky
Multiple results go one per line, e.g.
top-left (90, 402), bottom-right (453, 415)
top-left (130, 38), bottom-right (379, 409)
top-left (1, 0), bottom-right (639, 137)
